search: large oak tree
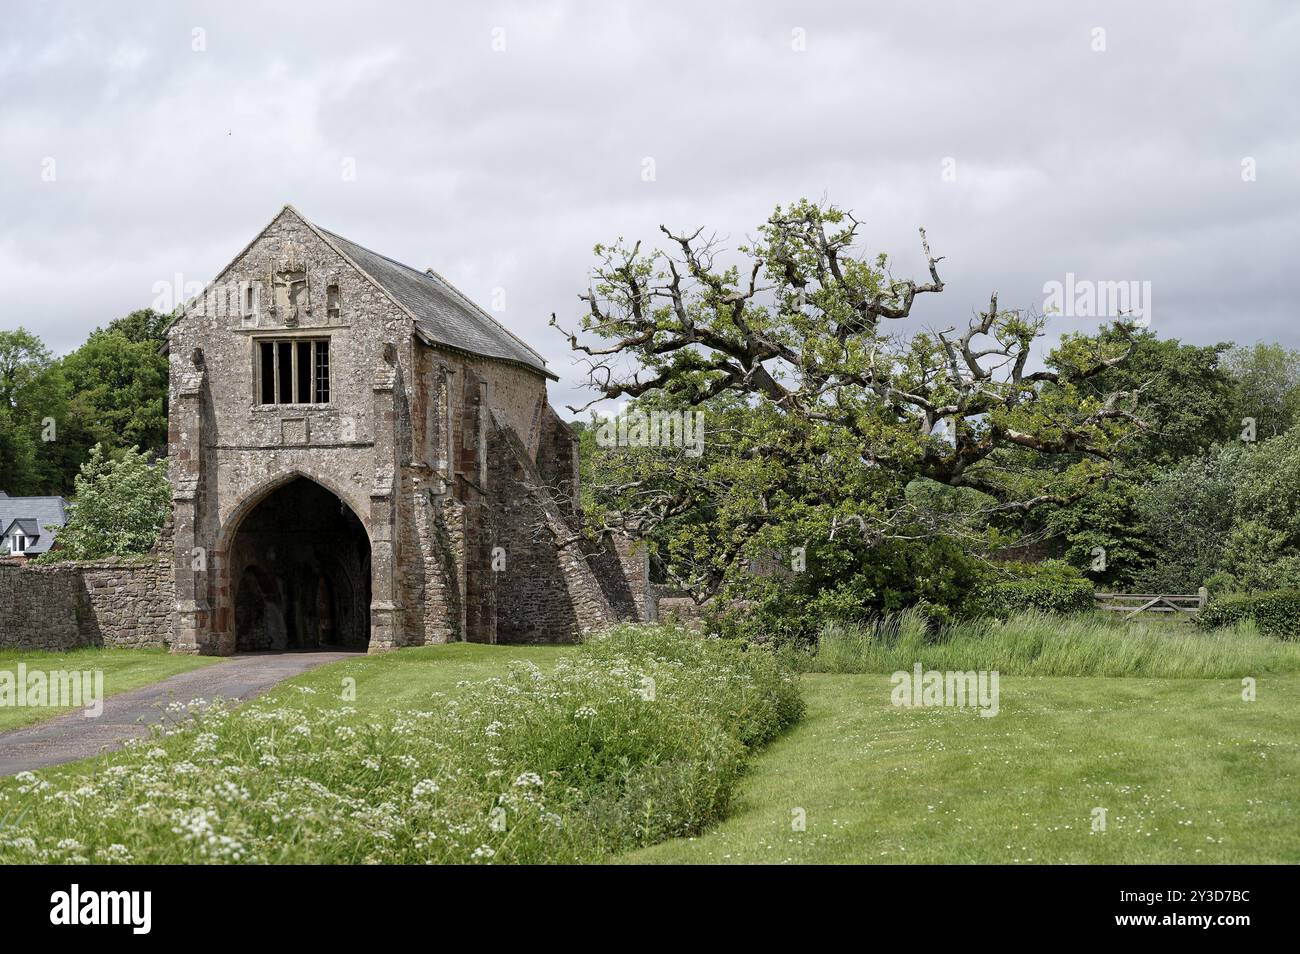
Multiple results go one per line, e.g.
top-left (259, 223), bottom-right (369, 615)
top-left (556, 201), bottom-right (1144, 605)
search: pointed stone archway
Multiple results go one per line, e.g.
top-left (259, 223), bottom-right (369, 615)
top-left (222, 476), bottom-right (371, 652)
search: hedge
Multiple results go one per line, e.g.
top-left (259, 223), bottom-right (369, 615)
top-left (1198, 590), bottom-right (1300, 639)
top-left (977, 561), bottom-right (1095, 618)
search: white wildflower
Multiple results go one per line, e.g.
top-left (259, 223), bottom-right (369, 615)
top-left (13, 772), bottom-right (49, 795)
top-left (101, 844), bottom-right (132, 862)
top-left (412, 779), bottom-right (441, 800)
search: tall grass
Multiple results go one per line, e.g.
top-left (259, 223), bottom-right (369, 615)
top-left (796, 609), bottom-right (1300, 678)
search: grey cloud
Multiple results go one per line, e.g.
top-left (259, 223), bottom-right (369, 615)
top-left (1, 0), bottom-right (1296, 414)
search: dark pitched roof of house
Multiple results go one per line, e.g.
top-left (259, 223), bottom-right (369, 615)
top-left (317, 226), bottom-right (555, 380)
top-left (0, 496), bottom-right (69, 555)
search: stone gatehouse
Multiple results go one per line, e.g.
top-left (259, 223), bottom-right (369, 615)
top-left (165, 205), bottom-right (644, 655)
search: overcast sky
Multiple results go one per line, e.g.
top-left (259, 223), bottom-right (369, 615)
top-left (2, 0), bottom-right (1297, 414)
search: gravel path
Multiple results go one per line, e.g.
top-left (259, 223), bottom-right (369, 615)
top-left (0, 651), bottom-right (355, 776)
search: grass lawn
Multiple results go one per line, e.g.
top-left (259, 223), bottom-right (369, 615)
top-left (0, 648), bottom-right (220, 732)
top-left (626, 672), bottom-right (1300, 864)
top-left (11, 637), bottom-right (1297, 865)
top-left (257, 643), bottom-right (573, 715)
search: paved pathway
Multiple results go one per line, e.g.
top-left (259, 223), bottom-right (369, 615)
top-left (0, 651), bottom-right (355, 777)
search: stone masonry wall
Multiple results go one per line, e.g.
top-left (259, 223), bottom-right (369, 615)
top-left (488, 413), bottom-right (613, 643)
top-left (79, 558), bottom-right (176, 648)
top-left (0, 556), bottom-right (175, 651)
top-left (0, 560), bottom-right (83, 650)
top-left (582, 535), bottom-right (643, 623)
top-left (168, 206), bottom-right (399, 654)
top-left (653, 592), bottom-right (711, 626)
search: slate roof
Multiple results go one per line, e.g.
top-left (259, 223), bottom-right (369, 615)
top-left (317, 225), bottom-right (555, 380)
top-left (0, 495), bottom-right (69, 555)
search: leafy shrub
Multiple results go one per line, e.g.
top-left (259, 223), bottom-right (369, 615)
top-left (1199, 590), bottom-right (1300, 640)
top-left (1202, 570), bottom-right (1241, 595)
top-left (0, 624), bottom-right (802, 864)
top-left (1130, 447), bottom-right (1244, 592)
top-left (1045, 478), bottom-right (1149, 590)
top-left (1214, 428), bottom-right (1300, 589)
top-left (1197, 594), bottom-right (1253, 630)
top-left (37, 443), bottom-right (169, 561)
top-left (718, 534), bottom-right (992, 644)
top-left (976, 561), bottom-right (1094, 618)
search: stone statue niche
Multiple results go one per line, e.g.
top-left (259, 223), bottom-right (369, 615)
top-left (271, 246), bottom-right (310, 327)
top-left (272, 268), bottom-right (308, 327)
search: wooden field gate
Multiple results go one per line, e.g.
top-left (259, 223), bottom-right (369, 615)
top-left (1094, 587), bottom-right (1209, 621)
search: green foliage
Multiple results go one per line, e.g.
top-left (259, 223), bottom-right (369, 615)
top-left (1026, 331), bottom-right (1243, 586)
top-left (1083, 329), bottom-right (1238, 464)
top-left (1199, 591), bottom-right (1300, 640)
top-left (1042, 420), bottom-right (1300, 594)
top-left (39, 444), bottom-right (169, 561)
top-left (567, 418), bottom-right (597, 515)
top-left (0, 313), bottom-right (169, 495)
top-left (0, 405), bottom-right (39, 494)
top-left (1043, 477), bottom-right (1148, 588)
top-left (103, 308), bottom-right (170, 346)
top-left (796, 610), bottom-right (1300, 677)
top-left (1040, 425), bottom-right (1300, 595)
top-left (1214, 427), bottom-right (1300, 589)
top-left (60, 314), bottom-right (169, 455)
top-left (1127, 446), bottom-right (1243, 592)
top-left (975, 560), bottom-right (1094, 617)
top-left (1226, 342), bottom-right (1300, 441)
top-left (0, 327), bottom-right (54, 412)
top-left (0, 328), bottom-right (64, 494)
top-left (708, 523), bottom-right (995, 644)
top-left (1197, 594), bottom-right (1254, 630)
top-left (0, 626), bottom-right (802, 864)
top-left (571, 199), bottom-right (1145, 629)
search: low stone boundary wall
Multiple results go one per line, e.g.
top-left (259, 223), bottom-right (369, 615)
top-left (0, 556), bottom-right (174, 651)
top-left (650, 587), bottom-right (712, 626)
top-left (0, 560), bottom-right (82, 650)
top-left (647, 589), bottom-right (760, 629)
